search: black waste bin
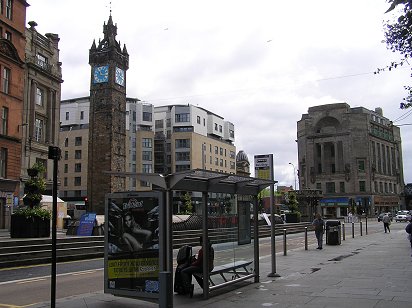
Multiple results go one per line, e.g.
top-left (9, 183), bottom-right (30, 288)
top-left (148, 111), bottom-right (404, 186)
top-left (63, 217), bottom-right (71, 229)
top-left (325, 220), bottom-right (341, 245)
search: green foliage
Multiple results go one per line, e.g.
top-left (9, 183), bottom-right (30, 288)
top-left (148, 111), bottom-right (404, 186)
top-left (286, 191), bottom-right (300, 214)
top-left (23, 162), bottom-right (46, 209)
top-left (13, 207), bottom-right (51, 220)
top-left (180, 192), bottom-right (193, 214)
top-left (376, 0), bottom-right (412, 108)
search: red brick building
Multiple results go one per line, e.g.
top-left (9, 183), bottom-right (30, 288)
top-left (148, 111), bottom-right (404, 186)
top-left (0, 0), bottom-right (28, 228)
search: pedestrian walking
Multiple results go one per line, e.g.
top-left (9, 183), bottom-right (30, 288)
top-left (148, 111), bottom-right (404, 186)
top-left (405, 219), bottom-right (412, 257)
top-left (382, 213), bottom-right (391, 233)
top-left (312, 213), bottom-right (325, 250)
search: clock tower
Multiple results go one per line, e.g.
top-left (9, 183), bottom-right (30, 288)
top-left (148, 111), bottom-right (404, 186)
top-left (88, 15), bottom-right (129, 214)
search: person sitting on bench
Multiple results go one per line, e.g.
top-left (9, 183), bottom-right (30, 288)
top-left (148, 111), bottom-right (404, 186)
top-left (181, 236), bottom-right (214, 297)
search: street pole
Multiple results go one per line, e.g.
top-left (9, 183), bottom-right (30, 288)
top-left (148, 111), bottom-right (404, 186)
top-left (48, 146), bottom-right (61, 308)
top-left (288, 162), bottom-right (296, 190)
top-left (268, 154), bottom-right (280, 277)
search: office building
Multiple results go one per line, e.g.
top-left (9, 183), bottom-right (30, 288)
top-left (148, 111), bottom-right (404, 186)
top-left (297, 103), bottom-right (404, 217)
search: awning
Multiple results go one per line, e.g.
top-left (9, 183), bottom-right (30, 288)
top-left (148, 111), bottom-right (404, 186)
top-left (320, 197), bottom-right (349, 207)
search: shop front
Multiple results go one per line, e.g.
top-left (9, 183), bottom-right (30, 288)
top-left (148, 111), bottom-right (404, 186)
top-left (320, 197), bottom-right (349, 218)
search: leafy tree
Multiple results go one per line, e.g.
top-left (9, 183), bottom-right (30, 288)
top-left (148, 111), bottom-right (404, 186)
top-left (376, 0), bottom-right (412, 108)
top-left (180, 192), bottom-right (193, 214)
top-left (286, 191), bottom-right (299, 214)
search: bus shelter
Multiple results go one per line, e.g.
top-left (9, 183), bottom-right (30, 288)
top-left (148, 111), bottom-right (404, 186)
top-left (104, 169), bottom-right (275, 307)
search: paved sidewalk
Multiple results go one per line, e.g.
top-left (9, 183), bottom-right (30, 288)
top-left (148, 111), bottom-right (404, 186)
top-left (7, 222), bottom-right (412, 307)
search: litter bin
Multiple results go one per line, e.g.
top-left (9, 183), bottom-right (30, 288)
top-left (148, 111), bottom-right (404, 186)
top-left (325, 220), bottom-right (341, 245)
top-left (63, 217), bottom-right (72, 229)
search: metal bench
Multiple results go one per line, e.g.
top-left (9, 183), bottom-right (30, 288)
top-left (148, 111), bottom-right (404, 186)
top-left (193, 260), bottom-right (253, 291)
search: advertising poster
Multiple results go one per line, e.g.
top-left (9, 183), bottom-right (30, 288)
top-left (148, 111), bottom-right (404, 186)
top-left (105, 192), bottom-right (161, 299)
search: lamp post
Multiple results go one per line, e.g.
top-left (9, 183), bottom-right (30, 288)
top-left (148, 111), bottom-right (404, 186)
top-left (288, 162), bottom-right (297, 190)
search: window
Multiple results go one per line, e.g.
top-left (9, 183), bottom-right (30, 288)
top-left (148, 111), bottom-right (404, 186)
top-left (176, 164), bottom-right (190, 172)
top-left (339, 182), bottom-right (345, 193)
top-left (0, 148), bottom-right (7, 177)
top-left (1, 107), bottom-right (8, 135)
top-left (214, 146), bottom-right (218, 154)
top-left (75, 150), bottom-right (81, 159)
top-left (220, 147), bottom-right (223, 155)
top-left (2, 67), bottom-right (10, 94)
top-left (75, 137), bottom-right (82, 146)
top-left (175, 139), bottom-right (189, 148)
top-left (214, 123), bottom-right (218, 131)
top-left (142, 164), bottom-right (152, 173)
top-left (176, 151), bottom-right (190, 161)
top-left (34, 118), bottom-right (44, 142)
top-left (175, 113), bottom-right (190, 122)
top-left (64, 151), bottom-right (68, 160)
top-left (4, 31), bottom-right (11, 41)
top-left (331, 164), bottom-right (335, 173)
top-left (75, 163), bottom-right (82, 172)
top-left (64, 164), bottom-right (68, 173)
top-left (5, 0), bottom-right (12, 19)
top-left (74, 177), bottom-right (81, 186)
top-left (80, 111), bottom-right (84, 120)
top-left (131, 151), bottom-right (136, 161)
top-left (316, 182), bottom-right (322, 190)
top-left (65, 112), bottom-right (69, 121)
top-left (64, 177), bottom-right (68, 186)
top-left (325, 182), bottom-right (335, 193)
top-left (215, 158), bottom-right (219, 166)
top-left (229, 129), bottom-right (234, 138)
top-left (155, 120), bottom-right (163, 128)
top-left (0, 1), bottom-right (3, 14)
top-left (197, 116), bottom-right (200, 124)
top-left (219, 125), bottom-right (222, 133)
top-left (143, 112), bottom-right (152, 121)
top-left (64, 138), bottom-right (69, 147)
top-left (230, 151), bottom-right (236, 159)
top-left (220, 159), bottom-right (223, 167)
top-left (36, 53), bottom-right (48, 69)
top-left (36, 87), bottom-right (44, 106)
top-left (142, 151), bottom-right (152, 161)
top-left (358, 160), bottom-right (365, 172)
top-left (359, 181), bottom-right (366, 192)
top-left (142, 138), bottom-right (152, 148)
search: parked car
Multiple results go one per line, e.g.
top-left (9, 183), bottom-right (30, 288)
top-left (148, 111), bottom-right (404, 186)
top-left (395, 211), bottom-right (411, 222)
top-left (377, 212), bottom-right (392, 222)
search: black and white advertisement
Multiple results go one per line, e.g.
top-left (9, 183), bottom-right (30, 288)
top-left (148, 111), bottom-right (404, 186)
top-left (105, 192), bottom-right (161, 299)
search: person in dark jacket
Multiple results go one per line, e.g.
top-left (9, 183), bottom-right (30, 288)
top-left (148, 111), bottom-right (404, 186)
top-left (181, 237), bottom-right (214, 297)
top-left (312, 213), bottom-right (325, 250)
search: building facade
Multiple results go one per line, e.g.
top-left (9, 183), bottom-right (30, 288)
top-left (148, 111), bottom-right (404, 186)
top-left (297, 103), bottom-right (404, 218)
top-left (0, 0), bottom-right (28, 228)
top-left (59, 100), bottom-right (237, 213)
top-left (22, 21), bottom-right (62, 194)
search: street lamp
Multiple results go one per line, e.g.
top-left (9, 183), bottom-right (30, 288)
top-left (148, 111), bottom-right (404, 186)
top-left (288, 162), bottom-right (297, 190)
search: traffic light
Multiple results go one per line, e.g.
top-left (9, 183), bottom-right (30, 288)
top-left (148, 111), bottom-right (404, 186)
top-left (84, 197), bottom-right (89, 207)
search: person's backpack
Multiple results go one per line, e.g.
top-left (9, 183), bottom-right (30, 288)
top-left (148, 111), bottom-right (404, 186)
top-left (406, 222), bottom-right (412, 234)
top-left (176, 245), bottom-right (192, 265)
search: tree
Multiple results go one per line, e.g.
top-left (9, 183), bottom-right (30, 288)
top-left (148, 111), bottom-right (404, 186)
top-left (376, 0), bottom-right (412, 108)
top-left (180, 192), bottom-right (193, 214)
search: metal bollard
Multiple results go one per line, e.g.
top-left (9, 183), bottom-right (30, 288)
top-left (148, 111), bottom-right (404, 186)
top-left (283, 229), bottom-right (287, 256)
top-left (342, 222), bottom-right (345, 241)
top-left (352, 222), bottom-right (355, 238)
top-left (360, 221), bottom-right (363, 236)
top-left (305, 227), bottom-right (308, 250)
top-left (365, 216), bottom-right (368, 235)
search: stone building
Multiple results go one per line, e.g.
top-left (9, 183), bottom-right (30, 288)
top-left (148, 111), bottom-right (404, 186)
top-left (88, 15), bottom-right (129, 214)
top-left (297, 103), bottom-right (404, 218)
top-left (0, 0), bottom-right (27, 228)
top-left (236, 150), bottom-right (250, 177)
top-left (22, 21), bottom-right (63, 194)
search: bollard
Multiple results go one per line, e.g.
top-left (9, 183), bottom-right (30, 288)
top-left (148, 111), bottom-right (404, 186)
top-left (365, 216), bottom-right (368, 235)
top-left (352, 222), bottom-right (355, 238)
top-left (360, 221), bottom-right (363, 236)
top-left (304, 227), bottom-right (308, 250)
top-left (283, 229), bottom-right (287, 256)
top-left (342, 222), bottom-right (345, 241)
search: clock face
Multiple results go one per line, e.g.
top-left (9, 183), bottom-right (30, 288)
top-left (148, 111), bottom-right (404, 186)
top-left (93, 65), bottom-right (109, 83)
top-left (115, 67), bottom-right (125, 86)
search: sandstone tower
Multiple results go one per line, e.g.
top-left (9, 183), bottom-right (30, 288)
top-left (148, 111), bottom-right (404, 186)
top-left (88, 15), bottom-right (129, 214)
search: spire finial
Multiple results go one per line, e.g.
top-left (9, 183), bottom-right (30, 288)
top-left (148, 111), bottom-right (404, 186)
top-left (109, 1), bottom-right (112, 16)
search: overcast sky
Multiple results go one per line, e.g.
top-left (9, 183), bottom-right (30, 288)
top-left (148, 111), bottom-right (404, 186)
top-left (27, 0), bottom-right (412, 187)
